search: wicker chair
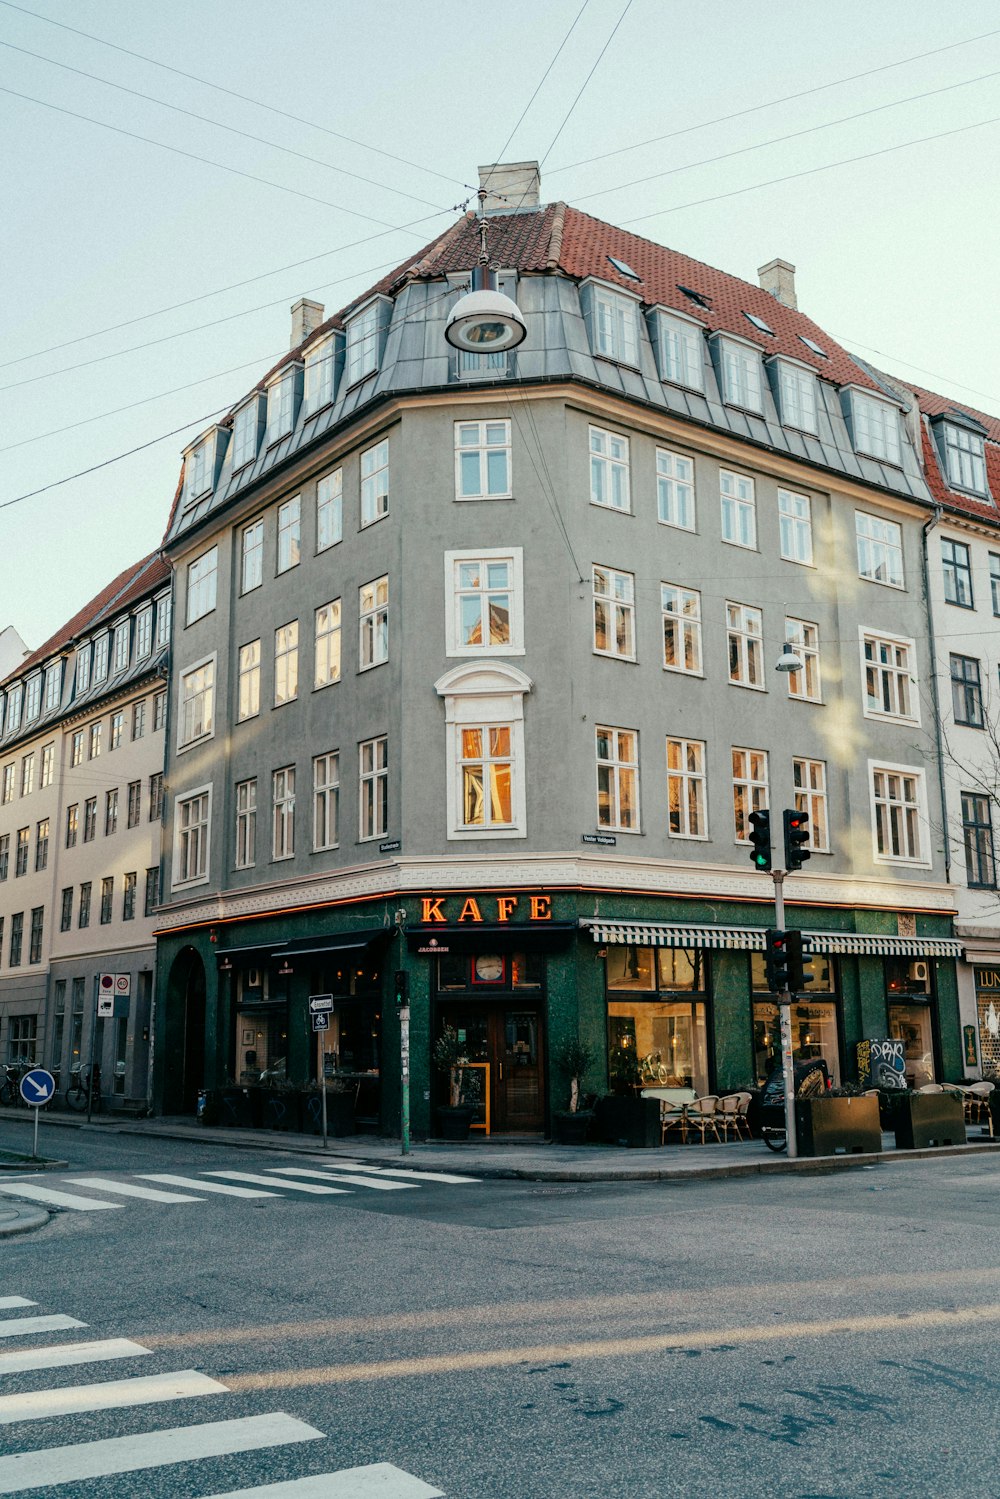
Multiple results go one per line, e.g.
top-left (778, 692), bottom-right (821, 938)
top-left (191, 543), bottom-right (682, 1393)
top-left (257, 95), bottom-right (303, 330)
top-left (685, 1095), bottom-right (722, 1144)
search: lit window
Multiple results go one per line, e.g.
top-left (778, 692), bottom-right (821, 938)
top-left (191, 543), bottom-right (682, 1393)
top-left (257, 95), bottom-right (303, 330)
top-left (656, 447), bottom-right (695, 530)
top-left (435, 661), bottom-right (530, 841)
top-left (852, 393), bottom-right (901, 466)
top-left (732, 747), bottom-right (768, 843)
top-left (862, 633), bottom-right (916, 722)
top-left (727, 602), bottom-right (764, 689)
top-left (596, 726), bottom-right (639, 832)
top-left (235, 779), bottom-right (256, 869)
top-left (313, 753), bottom-right (339, 850)
top-left (720, 340), bottom-right (763, 412)
top-left (237, 640), bottom-right (260, 721)
top-left (657, 314), bottom-right (703, 389)
top-left (304, 334), bottom-right (336, 411)
top-left (266, 371), bottom-right (296, 440)
top-left (274, 623), bottom-right (299, 706)
top-left (593, 566), bottom-right (635, 660)
top-left (720, 469), bottom-right (756, 548)
top-left (359, 577), bottom-right (388, 670)
top-left (459, 727), bottom-right (514, 829)
top-left (276, 496), bottom-right (301, 573)
top-left (662, 584), bottom-right (702, 675)
top-left (186, 548), bottom-right (218, 624)
top-left (785, 619), bottom-right (821, 702)
top-left (592, 285), bottom-right (638, 365)
top-left (176, 789), bottom-right (211, 884)
top-left (666, 737), bottom-right (706, 839)
top-left (941, 537), bottom-right (974, 608)
top-left (359, 737), bottom-right (388, 841)
top-left (856, 511), bottom-right (904, 589)
top-left (179, 660), bottom-right (215, 746)
top-left (271, 765), bottom-right (295, 857)
top-left (316, 470), bottom-right (343, 551)
top-left (778, 488), bottom-right (813, 564)
top-left (232, 400), bottom-right (259, 471)
top-left (241, 520), bottom-right (263, 593)
top-left (871, 764), bottom-right (924, 862)
top-left (793, 758), bottom-right (829, 851)
top-left (15, 828), bottom-right (28, 876)
top-left (360, 439), bottom-right (389, 527)
top-left (589, 426), bottom-right (630, 512)
top-left (777, 363), bottom-right (818, 433)
top-left (455, 420), bottom-right (511, 500)
top-left (314, 602), bottom-right (342, 689)
top-left (65, 805), bottom-right (78, 848)
top-left (951, 653), bottom-right (984, 728)
top-left (942, 423), bottom-right (987, 494)
top-left (347, 301), bottom-right (380, 384)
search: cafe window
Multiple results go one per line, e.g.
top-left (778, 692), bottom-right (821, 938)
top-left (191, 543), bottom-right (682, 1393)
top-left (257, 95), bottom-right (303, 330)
top-left (886, 956), bottom-right (936, 1087)
top-left (436, 952), bottom-right (544, 992)
top-left (605, 945), bottom-right (709, 1094)
top-left (751, 950), bottom-right (839, 1087)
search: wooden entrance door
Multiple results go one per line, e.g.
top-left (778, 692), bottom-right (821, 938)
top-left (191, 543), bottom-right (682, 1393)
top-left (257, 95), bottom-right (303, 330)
top-left (441, 1005), bottom-right (545, 1133)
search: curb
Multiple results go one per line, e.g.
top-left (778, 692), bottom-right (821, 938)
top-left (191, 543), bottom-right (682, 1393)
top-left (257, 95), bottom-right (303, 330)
top-left (0, 1205), bottom-right (49, 1237)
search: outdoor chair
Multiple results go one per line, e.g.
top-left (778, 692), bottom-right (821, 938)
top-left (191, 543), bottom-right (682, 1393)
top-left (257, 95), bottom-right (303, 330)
top-left (962, 1081), bottom-right (994, 1133)
top-left (685, 1095), bottom-right (722, 1144)
top-left (916, 1083), bottom-right (944, 1093)
top-left (717, 1094), bottom-right (749, 1142)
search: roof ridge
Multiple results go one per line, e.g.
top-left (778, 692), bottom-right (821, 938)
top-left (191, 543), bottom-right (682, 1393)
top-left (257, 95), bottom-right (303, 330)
top-left (546, 201), bottom-right (567, 270)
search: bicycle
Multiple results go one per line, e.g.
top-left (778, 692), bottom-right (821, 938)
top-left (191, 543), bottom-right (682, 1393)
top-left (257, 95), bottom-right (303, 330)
top-left (65, 1065), bottom-right (102, 1114)
top-left (0, 1064), bottom-right (29, 1107)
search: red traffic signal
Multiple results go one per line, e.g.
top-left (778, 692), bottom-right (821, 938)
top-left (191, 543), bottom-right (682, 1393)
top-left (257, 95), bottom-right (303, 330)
top-left (783, 808), bottom-right (811, 872)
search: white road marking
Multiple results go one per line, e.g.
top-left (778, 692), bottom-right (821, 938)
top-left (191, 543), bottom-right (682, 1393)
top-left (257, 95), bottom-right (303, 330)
top-left (0, 1297), bottom-right (35, 1311)
top-left (265, 1168), bottom-right (415, 1192)
top-left (0, 1182), bottom-right (121, 1212)
top-left (203, 1461), bottom-right (445, 1497)
top-left (137, 1174), bottom-right (281, 1199)
top-left (0, 1368), bottom-right (227, 1424)
top-left (0, 1411), bottom-right (323, 1493)
top-left (0, 1315), bottom-right (85, 1340)
top-left (312, 1161), bottom-right (478, 1185)
top-left (0, 1339), bottom-right (151, 1376)
top-left (204, 1171), bottom-right (349, 1195)
top-left (65, 1177), bottom-right (204, 1203)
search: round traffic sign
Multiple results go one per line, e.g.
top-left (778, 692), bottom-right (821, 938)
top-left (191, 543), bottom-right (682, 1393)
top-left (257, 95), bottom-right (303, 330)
top-left (19, 1068), bottom-right (56, 1106)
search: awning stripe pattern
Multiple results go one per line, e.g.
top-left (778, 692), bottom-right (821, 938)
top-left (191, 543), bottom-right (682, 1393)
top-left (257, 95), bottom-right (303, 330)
top-left (802, 933), bottom-right (964, 958)
top-left (580, 920), bottom-right (963, 959)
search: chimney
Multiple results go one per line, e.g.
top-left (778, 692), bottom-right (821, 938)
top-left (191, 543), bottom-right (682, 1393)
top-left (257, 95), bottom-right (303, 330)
top-left (477, 160), bottom-right (540, 214)
top-left (290, 297), bottom-right (325, 349)
top-left (757, 258), bottom-right (797, 310)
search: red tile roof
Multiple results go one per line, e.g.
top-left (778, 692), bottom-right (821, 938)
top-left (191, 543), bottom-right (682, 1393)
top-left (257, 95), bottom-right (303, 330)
top-left (905, 382), bottom-right (1000, 527)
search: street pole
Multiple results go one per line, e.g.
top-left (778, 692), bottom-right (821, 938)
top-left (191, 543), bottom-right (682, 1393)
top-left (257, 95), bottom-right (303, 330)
top-left (86, 976), bottom-right (98, 1125)
top-left (32, 1098), bottom-right (40, 1160)
top-left (400, 1000), bottom-right (410, 1156)
top-left (318, 1031), bottom-right (328, 1150)
top-left (772, 869), bottom-right (797, 1159)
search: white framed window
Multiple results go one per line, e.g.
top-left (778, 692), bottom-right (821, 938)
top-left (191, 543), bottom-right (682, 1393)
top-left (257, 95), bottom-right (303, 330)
top-left (274, 622), bottom-right (299, 706)
top-left (596, 726), bottom-right (639, 832)
top-left (92, 634), bottom-right (109, 682)
top-left (732, 747), bottom-right (768, 842)
top-left (720, 339), bottom-right (763, 412)
top-left (76, 646), bottom-right (91, 694)
top-left (870, 762), bottom-right (927, 864)
top-left (235, 779), bottom-right (256, 869)
top-left (666, 737), bottom-right (707, 839)
top-left (313, 752), bottom-right (339, 851)
top-left (43, 663), bottom-right (61, 713)
top-left (593, 565), bottom-right (635, 660)
top-left (186, 547), bottom-right (218, 625)
top-left (304, 334), bottom-right (336, 412)
top-left (785, 618), bottom-right (821, 702)
top-left (231, 400), bottom-right (259, 472)
top-left (662, 584), bottom-right (702, 675)
top-left (276, 496), bottom-right (301, 574)
top-left (346, 300), bottom-right (379, 384)
top-left (1, 763), bottom-right (12, 803)
top-left (458, 726), bottom-right (515, 831)
top-left (21, 753), bottom-right (34, 796)
top-left (447, 550), bottom-right (523, 656)
top-left (942, 423), bottom-right (987, 495)
top-left (178, 657), bottom-right (215, 748)
top-left (110, 710), bottom-right (124, 750)
top-left (40, 743), bottom-right (53, 789)
top-left (656, 447), bottom-right (695, 531)
top-left (185, 436), bottom-right (213, 500)
top-left (175, 787), bottom-right (211, 886)
top-left (241, 519), bottom-right (263, 593)
top-left (359, 577), bottom-right (388, 670)
top-left (237, 640), bottom-right (260, 721)
top-left (657, 312), bottom-right (703, 390)
top-left (855, 511), bottom-right (904, 589)
top-left (112, 619), bottom-right (129, 674)
top-left (720, 469), bottom-right (756, 548)
top-left (314, 601), bottom-right (342, 689)
top-left (132, 700), bottom-right (146, 740)
top-left (316, 469), bottom-right (343, 552)
top-left (435, 662), bottom-right (530, 841)
top-left (155, 592), bottom-right (172, 648)
top-left (589, 426), bottom-right (630, 512)
top-left (359, 736), bottom-right (388, 841)
top-left (266, 370), bottom-right (296, 441)
top-left (360, 439), bottom-right (389, 527)
top-left (24, 675), bottom-right (41, 723)
top-left (593, 284), bottom-right (638, 365)
top-left (727, 602), bottom-right (764, 689)
top-left (793, 757), bottom-right (829, 852)
top-left (70, 733), bottom-right (83, 769)
top-left (454, 420), bottom-right (512, 500)
top-left (134, 606), bottom-right (153, 660)
top-left (861, 631), bottom-right (917, 722)
top-left (852, 392), bottom-right (902, 466)
top-left (89, 722), bottom-right (102, 759)
top-left (776, 362), bottom-right (818, 433)
top-left (272, 766), bottom-right (295, 860)
top-left (778, 488), bottom-right (813, 565)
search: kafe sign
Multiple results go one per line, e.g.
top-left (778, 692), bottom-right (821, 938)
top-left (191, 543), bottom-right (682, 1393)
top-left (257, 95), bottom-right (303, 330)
top-left (420, 894), bottom-right (552, 924)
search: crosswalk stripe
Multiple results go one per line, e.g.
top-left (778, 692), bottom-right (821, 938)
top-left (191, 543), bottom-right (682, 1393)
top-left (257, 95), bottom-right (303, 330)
top-left (65, 1177), bottom-right (204, 1203)
top-left (0, 1338), bottom-right (151, 1376)
top-left (0, 1368), bottom-right (227, 1424)
top-left (137, 1174), bottom-right (281, 1199)
top-left (0, 1315), bottom-right (85, 1340)
top-left (203, 1461), bottom-right (445, 1497)
top-left (205, 1171), bottom-right (349, 1196)
top-left (0, 1297), bottom-right (35, 1311)
top-left (265, 1168), bottom-right (416, 1192)
top-left (312, 1162), bottom-right (478, 1185)
top-left (0, 1183), bottom-right (121, 1212)
top-left (0, 1411), bottom-right (324, 1494)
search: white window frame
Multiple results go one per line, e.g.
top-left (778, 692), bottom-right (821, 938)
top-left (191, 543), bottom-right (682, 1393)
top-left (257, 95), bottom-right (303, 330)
top-left (454, 419), bottom-right (512, 501)
top-left (177, 654), bottom-right (216, 750)
top-left (237, 639), bottom-right (260, 722)
top-left (852, 391), bottom-right (902, 466)
top-left (785, 618), bottom-right (822, 703)
top-left (314, 601), bottom-right (342, 689)
top-left (869, 760), bottom-right (929, 866)
top-left (358, 736), bottom-right (388, 842)
top-left (43, 663), bottom-right (61, 713)
top-left (93, 634), bottom-right (109, 683)
top-left (313, 752), bottom-right (339, 851)
top-left (855, 510), bottom-right (904, 589)
top-left (346, 299), bottom-right (380, 385)
top-left (24, 675), bottom-right (41, 723)
top-left (435, 662), bottom-right (531, 841)
top-left (720, 338), bottom-right (763, 413)
top-left (657, 310), bottom-right (703, 390)
top-left (185, 435), bottom-right (214, 501)
top-left (21, 753), bottom-right (35, 796)
top-left (231, 400), bottom-right (259, 472)
top-left (274, 621), bottom-right (299, 707)
top-left (112, 619), bottom-right (129, 675)
top-left (589, 425), bottom-right (631, 513)
top-left (241, 519), bottom-right (264, 594)
top-left (266, 370), bottom-right (296, 442)
top-left (40, 743), bottom-right (53, 789)
top-left (593, 565), bottom-right (636, 661)
top-left (726, 602), bottom-right (764, 690)
top-left (793, 757), bottom-right (829, 853)
top-left (732, 747), bottom-right (769, 843)
top-left (272, 766), bottom-right (295, 861)
top-left (316, 469), bottom-right (343, 552)
top-left (591, 282), bottom-right (639, 366)
top-left (276, 495), bottom-right (301, 574)
top-left (860, 629), bottom-right (919, 724)
top-left (943, 423), bottom-right (987, 495)
top-left (75, 646), bottom-right (91, 694)
top-left (155, 592), bottom-right (172, 649)
top-left (304, 333), bottom-right (336, 413)
top-left (186, 547), bottom-right (218, 625)
top-left (776, 360), bottom-right (818, 434)
top-left (360, 438), bottom-right (389, 527)
top-left (359, 577), bottom-right (388, 671)
top-left (596, 725), bottom-right (640, 833)
top-left (778, 488), bottom-right (814, 565)
top-left (662, 584), bottom-right (702, 676)
top-left (445, 549), bottom-right (524, 657)
top-left (656, 447), bottom-right (696, 531)
top-left (456, 725), bottom-right (517, 833)
top-left (134, 606), bottom-right (153, 660)
top-left (235, 779), bottom-right (256, 869)
top-left (720, 469), bottom-right (756, 549)
top-left (174, 785), bottom-right (212, 888)
top-left (666, 736), bottom-right (707, 840)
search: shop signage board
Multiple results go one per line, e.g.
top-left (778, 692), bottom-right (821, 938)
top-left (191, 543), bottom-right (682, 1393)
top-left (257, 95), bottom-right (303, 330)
top-left (308, 994), bottom-right (334, 1014)
top-left (964, 1025), bottom-right (979, 1068)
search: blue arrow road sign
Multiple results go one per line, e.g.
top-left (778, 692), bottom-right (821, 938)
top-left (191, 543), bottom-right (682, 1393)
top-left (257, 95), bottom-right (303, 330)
top-left (19, 1068), bottom-right (55, 1106)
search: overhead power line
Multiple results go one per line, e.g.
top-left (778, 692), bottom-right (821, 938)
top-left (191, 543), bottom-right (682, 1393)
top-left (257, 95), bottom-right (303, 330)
top-left (492, 0), bottom-right (591, 167)
top-left (539, 0), bottom-right (635, 167)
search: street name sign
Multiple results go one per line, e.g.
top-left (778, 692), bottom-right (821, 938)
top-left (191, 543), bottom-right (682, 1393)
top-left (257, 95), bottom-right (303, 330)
top-left (308, 994), bottom-right (334, 1014)
top-left (19, 1069), bottom-right (55, 1106)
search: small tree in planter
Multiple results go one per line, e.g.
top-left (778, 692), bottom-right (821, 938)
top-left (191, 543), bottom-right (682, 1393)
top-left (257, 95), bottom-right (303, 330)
top-left (433, 1025), bottom-right (476, 1140)
top-left (553, 1040), bottom-right (595, 1144)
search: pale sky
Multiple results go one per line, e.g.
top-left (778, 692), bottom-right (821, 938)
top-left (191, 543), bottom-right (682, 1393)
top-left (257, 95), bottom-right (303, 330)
top-left (2, 0), bottom-right (999, 650)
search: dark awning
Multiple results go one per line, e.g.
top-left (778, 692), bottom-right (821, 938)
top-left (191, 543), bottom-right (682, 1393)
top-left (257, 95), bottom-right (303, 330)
top-left (275, 928), bottom-right (391, 960)
top-left (406, 922), bottom-right (577, 955)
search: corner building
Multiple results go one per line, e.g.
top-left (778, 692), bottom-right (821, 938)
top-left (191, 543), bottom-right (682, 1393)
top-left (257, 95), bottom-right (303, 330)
top-left (154, 161), bottom-right (963, 1133)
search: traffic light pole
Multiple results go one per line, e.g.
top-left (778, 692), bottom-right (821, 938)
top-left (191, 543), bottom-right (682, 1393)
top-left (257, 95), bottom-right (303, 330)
top-left (400, 1000), bottom-right (410, 1157)
top-left (772, 869), bottom-right (798, 1159)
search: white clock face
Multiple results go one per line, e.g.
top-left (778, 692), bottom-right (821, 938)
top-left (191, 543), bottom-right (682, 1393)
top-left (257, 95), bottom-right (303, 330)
top-left (474, 954), bottom-right (503, 983)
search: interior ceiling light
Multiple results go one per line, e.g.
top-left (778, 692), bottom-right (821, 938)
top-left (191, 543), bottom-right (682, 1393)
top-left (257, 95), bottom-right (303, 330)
top-left (445, 189), bottom-right (527, 355)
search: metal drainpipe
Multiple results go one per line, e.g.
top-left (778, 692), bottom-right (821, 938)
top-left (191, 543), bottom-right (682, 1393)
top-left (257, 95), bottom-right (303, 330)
top-left (921, 506), bottom-right (951, 881)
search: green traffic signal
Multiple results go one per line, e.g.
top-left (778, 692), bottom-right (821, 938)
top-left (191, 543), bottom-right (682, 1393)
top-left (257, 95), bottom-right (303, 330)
top-left (748, 809), bottom-right (772, 873)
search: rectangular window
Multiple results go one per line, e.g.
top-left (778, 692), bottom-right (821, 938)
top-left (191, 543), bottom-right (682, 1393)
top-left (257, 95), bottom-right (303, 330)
top-left (793, 757), bottom-right (829, 852)
top-left (266, 372), bottom-right (296, 440)
top-left (720, 469), bottom-right (756, 549)
top-left (232, 400), bottom-right (259, 470)
top-left (60, 887), bottom-right (73, 932)
top-left (304, 335), bottom-right (336, 411)
top-left (186, 547), bottom-right (218, 624)
top-left (274, 622), bottom-right (299, 705)
top-left (853, 393), bottom-right (902, 465)
top-left (112, 620), bottom-right (129, 674)
top-left (7, 1014), bottom-right (35, 1062)
top-left (277, 495), bottom-right (301, 573)
top-left (0, 833), bottom-right (7, 881)
top-left (596, 726), bottom-right (639, 831)
top-left (658, 314), bottom-right (702, 389)
top-left (785, 618), bottom-right (821, 702)
top-left (132, 700), bottom-right (146, 740)
top-left (1, 764), bottom-right (12, 803)
top-left (871, 765), bottom-right (923, 862)
top-left (661, 583), bottom-right (702, 675)
top-left (593, 565), bottom-right (635, 659)
top-left (155, 594), bottom-right (172, 649)
top-left (35, 818), bottom-right (48, 872)
top-left (135, 606), bottom-right (153, 659)
top-left (777, 362), bottom-right (818, 433)
top-left (593, 286), bottom-right (638, 365)
top-left (149, 773), bottom-right (163, 822)
top-left (944, 424), bottom-right (987, 494)
top-left (78, 883), bottom-right (91, 929)
top-left (122, 872), bottom-right (136, 922)
top-left (962, 792), bottom-right (996, 889)
top-left (176, 791), bottom-right (210, 883)
top-left (656, 447), bottom-right (695, 530)
top-left (24, 675), bottom-right (41, 723)
top-left (40, 744), bottom-right (53, 788)
top-left (76, 646), bottom-right (91, 693)
top-left (347, 301), bottom-right (379, 383)
top-left (43, 663), bottom-right (61, 713)
top-left (65, 806), bottom-right (78, 848)
top-left (241, 519), bottom-right (263, 593)
top-left (110, 710), bottom-right (124, 750)
top-left (179, 660), bottom-right (215, 745)
top-left (856, 511), bottom-right (904, 589)
top-left (457, 727), bottom-right (514, 829)
top-left (89, 722), bottom-right (102, 760)
top-left (666, 737), bottom-right (706, 839)
top-left (951, 653), bottom-right (984, 728)
top-left (21, 753), bottom-right (34, 796)
top-left (83, 798), bottom-right (96, 842)
top-left (732, 747), bottom-right (768, 842)
top-left (313, 753), bottom-right (340, 850)
top-left (272, 766), bottom-right (295, 860)
top-left (105, 789), bottom-right (118, 837)
top-left (942, 537), bottom-right (974, 608)
top-left (9, 912), bottom-right (22, 966)
top-left (153, 691), bottom-right (166, 731)
top-left (455, 421), bottom-right (511, 500)
top-left (359, 577), bottom-right (389, 670)
top-left (727, 602), bottom-right (764, 689)
top-left (144, 867), bottom-right (160, 917)
top-left (127, 780), bottom-right (141, 828)
top-left (186, 436), bottom-right (213, 498)
top-left (316, 469), bottom-right (343, 550)
top-left (100, 876), bottom-right (113, 924)
top-left (28, 907), bottom-right (43, 964)
top-left (71, 731), bottom-right (83, 767)
top-left (721, 341), bottom-right (763, 412)
top-left (863, 633), bottom-right (916, 721)
top-left (238, 640), bottom-right (261, 720)
top-left (235, 778), bottom-right (257, 869)
top-left (314, 602), bottom-right (342, 688)
top-left (359, 736), bottom-right (388, 840)
top-left (360, 438), bottom-right (389, 527)
top-left (589, 426), bottom-right (630, 512)
top-left (990, 553), bottom-right (1000, 617)
top-left (778, 488), bottom-right (813, 564)
top-left (15, 828), bottom-right (28, 877)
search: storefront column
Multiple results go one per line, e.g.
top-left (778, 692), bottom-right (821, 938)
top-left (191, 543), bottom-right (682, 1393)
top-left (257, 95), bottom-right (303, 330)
top-left (934, 958), bottom-right (963, 1080)
top-left (711, 952), bottom-right (753, 1093)
top-left (857, 959), bottom-right (888, 1049)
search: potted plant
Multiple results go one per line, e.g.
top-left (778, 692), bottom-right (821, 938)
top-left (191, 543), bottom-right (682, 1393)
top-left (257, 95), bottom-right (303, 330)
top-left (433, 1025), bottom-right (476, 1141)
top-left (552, 1039), bottom-right (595, 1145)
top-left (794, 1083), bottom-right (882, 1156)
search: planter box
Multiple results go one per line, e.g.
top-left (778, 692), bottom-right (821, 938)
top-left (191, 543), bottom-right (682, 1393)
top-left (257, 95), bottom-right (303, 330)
top-left (552, 1111), bottom-right (594, 1145)
top-left (893, 1092), bottom-right (965, 1149)
top-left (217, 1087), bottom-right (253, 1128)
top-left (594, 1095), bottom-right (661, 1148)
top-left (436, 1105), bottom-right (475, 1141)
top-left (794, 1095), bottom-right (881, 1156)
top-left (301, 1090), bottom-right (356, 1137)
top-left (260, 1091), bottom-right (303, 1132)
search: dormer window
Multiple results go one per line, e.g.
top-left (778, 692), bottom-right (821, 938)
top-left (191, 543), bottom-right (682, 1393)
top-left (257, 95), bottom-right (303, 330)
top-left (24, 674), bottom-right (41, 723)
top-left (941, 422), bottom-right (987, 496)
top-left (266, 370), bottom-right (298, 442)
top-left (43, 662), bottom-right (61, 713)
top-left (92, 632), bottom-right (109, 683)
top-left (112, 619), bottom-right (130, 675)
top-left (655, 311), bottom-right (703, 391)
top-left (346, 300), bottom-right (381, 384)
top-left (135, 605), bottom-right (153, 660)
top-left (850, 391), bottom-right (902, 467)
top-left (6, 683), bottom-right (22, 733)
top-left (591, 283), bottom-right (638, 365)
top-left (155, 592), bottom-right (172, 649)
top-left (185, 435), bottom-right (214, 501)
top-left (718, 338), bottom-right (763, 413)
top-left (304, 334), bottom-right (337, 412)
top-left (231, 398), bottom-right (261, 472)
top-left (76, 644), bottom-right (91, 693)
top-left (774, 360), bottom-right (818, 434)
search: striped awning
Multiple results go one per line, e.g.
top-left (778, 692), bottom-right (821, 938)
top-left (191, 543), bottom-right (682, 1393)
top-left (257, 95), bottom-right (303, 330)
top-left (581, 920), bottom-right (964, 960)
top-left (802, 932), bottom-right (964, 959)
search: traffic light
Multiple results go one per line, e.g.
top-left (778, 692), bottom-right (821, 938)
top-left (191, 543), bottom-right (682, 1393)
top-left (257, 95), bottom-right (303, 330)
top-left (748, 809), bottom-right (772, 872)
top-left (783, 808), bottom-right (811, 872)
top-left (764, 929), bottom-right (789, 993)
top-left (786, 930), bottom-right (813, 993)
top-left (393, 969), bottom-right (409, 1008)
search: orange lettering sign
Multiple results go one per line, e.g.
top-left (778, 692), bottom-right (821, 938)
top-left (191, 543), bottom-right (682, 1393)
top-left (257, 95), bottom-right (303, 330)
top-left (421, 897), bottom-right (446, 924)
top-left (496, 896), bottom-right (518, 922)
top-left (530, 895), bottom-right (552, 920)
top-left (458, 897), bottom-right (483, 923)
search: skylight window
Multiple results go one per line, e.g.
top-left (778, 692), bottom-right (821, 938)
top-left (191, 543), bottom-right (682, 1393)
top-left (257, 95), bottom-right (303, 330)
top-left (744, 312), bottom-right (775, 337)
top-left (677, 284), bottom-right (711, 309)
top-left (607, 255), bottom-right (641, 283)
top-left (798, 334), bottom-right (828, 358)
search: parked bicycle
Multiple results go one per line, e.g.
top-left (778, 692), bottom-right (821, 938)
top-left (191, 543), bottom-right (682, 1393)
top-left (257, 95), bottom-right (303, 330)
top-left (760, 1059), bottom-right (830, 1151)
top-left (0, 1063), bottom-right (31, 1107)
top-left (65, 1064), bottom-right (102, 1114)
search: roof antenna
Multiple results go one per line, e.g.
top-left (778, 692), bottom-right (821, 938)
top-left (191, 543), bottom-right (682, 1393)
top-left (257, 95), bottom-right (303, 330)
top-left (444, 188), bottom-right (527, 354)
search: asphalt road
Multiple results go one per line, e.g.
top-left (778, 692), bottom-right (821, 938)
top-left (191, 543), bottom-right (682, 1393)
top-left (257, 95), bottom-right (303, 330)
top-left (1, 1124), bottom-right (999, 1498)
